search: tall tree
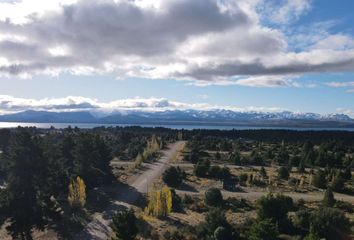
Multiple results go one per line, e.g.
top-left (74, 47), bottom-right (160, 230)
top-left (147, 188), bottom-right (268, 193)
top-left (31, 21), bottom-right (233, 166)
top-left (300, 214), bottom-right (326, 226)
top-left (3, 130), bottom-right (50, 239)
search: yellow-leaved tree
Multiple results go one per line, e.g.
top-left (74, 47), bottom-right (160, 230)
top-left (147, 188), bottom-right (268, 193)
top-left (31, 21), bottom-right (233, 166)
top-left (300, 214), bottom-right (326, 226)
top-left (68, 176), bottom-right (86, 209)
top-left (145, 186), bottom-right (173, 217)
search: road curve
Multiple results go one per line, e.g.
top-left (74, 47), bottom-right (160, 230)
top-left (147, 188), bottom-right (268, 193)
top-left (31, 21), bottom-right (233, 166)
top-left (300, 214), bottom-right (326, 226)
top-left (75, 141), bottom-right (185, 240)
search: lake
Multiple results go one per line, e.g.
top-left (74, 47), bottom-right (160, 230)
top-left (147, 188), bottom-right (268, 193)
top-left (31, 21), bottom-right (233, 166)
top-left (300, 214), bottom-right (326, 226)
top-left (0, 122), bottom-right (354, 131)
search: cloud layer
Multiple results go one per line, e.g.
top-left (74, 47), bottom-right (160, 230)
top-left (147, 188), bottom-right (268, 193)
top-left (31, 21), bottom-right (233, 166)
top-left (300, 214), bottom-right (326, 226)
top-left (0, 95), bottom-right (287, 115)
top-left (0, 0), bottom-right (354, 87)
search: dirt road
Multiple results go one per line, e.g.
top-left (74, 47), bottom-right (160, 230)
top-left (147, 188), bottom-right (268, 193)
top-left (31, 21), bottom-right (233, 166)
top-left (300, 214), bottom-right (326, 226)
top-left (75, 141), bottom-right (185, 240)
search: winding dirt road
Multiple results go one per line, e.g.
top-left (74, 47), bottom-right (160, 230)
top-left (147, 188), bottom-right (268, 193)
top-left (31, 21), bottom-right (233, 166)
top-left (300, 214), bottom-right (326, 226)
top-left (75, 141), bottom-right (185, 240)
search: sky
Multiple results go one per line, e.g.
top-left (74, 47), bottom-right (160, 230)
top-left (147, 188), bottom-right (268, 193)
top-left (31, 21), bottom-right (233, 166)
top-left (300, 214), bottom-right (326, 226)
top-left (0, 0), bottom-right (354, 116)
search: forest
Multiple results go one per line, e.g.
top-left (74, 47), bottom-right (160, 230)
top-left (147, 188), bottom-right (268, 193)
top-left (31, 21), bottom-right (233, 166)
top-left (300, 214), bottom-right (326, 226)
top-left (0, 126), bottom-right (353, 239)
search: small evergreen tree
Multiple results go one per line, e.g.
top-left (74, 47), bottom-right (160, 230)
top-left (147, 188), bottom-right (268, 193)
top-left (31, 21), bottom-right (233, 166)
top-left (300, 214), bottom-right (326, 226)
top-left (331, 172), bottom-right (345, 192)
top-left (204, 188), bottom-right (223, 207)
top-left (162, 167), bottom-right (183, 187)
top-left (248, 219), bottom-right (279, 240)
top-left (214, 226), bottom-right (229, 240)
top-left (312, 169), bottom-right (327, 189)
top-left (194, 160), bottom-right (209, 177)
top-left (260, 167), bottom-right (267, 178)
top-left (277, 166), bottom-right (289, 180)
top-left (322, 187), bottom-right (335, 207)
top-left (111, 209), bottom-right (138, 240)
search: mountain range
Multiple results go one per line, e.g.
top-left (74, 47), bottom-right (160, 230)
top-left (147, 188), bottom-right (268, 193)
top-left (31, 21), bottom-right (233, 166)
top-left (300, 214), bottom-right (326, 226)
top-left (0, 109), bottom-right (353, 128)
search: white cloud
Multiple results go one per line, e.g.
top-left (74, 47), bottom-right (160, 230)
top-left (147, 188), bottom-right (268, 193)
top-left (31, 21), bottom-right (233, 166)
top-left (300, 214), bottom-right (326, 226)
top-left (325, 82), bottom-right (354, 87)
top-left (196, 94), bottom-right (209, 99)
top-left (337, 108), bottom-right (354, 118)
top-left (0, 95), bottom-right (286, 114)
top-left (0, 0), bottom-right (353, 88)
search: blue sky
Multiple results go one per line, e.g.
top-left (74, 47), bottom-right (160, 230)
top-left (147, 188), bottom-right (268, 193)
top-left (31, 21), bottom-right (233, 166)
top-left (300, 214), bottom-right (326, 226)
top-left (0, 0), bottom-right (353, 116)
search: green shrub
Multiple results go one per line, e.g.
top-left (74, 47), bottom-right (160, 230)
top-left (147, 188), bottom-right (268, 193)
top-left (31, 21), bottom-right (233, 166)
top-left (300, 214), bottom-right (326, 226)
top-left (278, 166), bottom-right (290, 180)
top-left (204, 188), bottom-right (223, 207)
top-left (194, 160), bottom-right (209, 177)
top-left (162, 167), bottom-right (183, 187)
top-left (310, 207), bottom-right (351, 239)
top-left (256, 193), bottom-right (293, 232)
top-left (331, 174), bottom-right (345, 192)
top-left (209, 165), bottom-right (222, 179)
top-left (312, 170), bottom-right (327, 189)
top-left (248, 219), bottom-right (279, 240)
top-left (322, 187), bottom-right (335, 207)
top-left (111, 209), bottom-right (138, 240)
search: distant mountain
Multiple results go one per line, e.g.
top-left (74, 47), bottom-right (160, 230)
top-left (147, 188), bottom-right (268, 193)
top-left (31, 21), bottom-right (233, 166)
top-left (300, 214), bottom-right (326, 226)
top-left (0, 109), bottom-right (353, 128)
top-left (0, 110), bottom-right (96, 123)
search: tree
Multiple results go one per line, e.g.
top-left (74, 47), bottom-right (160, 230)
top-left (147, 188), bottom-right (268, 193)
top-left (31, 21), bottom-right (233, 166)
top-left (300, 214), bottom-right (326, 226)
top-left (298, 159), bottom-right (305, 173)
top-left (312, 169), bottom-right (327, 189)
top-left (194, 160), bottom-right (209, 178)
top-left (303, 225), bottom-right (320, 240)
top-left (68, 176), bottom-right (86, 210)
top-left (215, 151), bottom-right (221, 160)
top-left (229, 150), bottom-right (241, 165)
top-left (204, 188), bottom-right (223, 207)
top-left (248, 219), bottom-right (279, 240)
top-left (310, 207), bottom-right (350, 239)
top-left (260, 167), bottom-right (267, 179)
top-left (201, 208), bottom-right (232, 238)
top-left (209, 165), bottom-right (221, 179)
top-left (277, 166), bottom-right (289, 180)
top-left (145, 186), bottom-right (173, 217)
top-left (214, 226), bottom-right (229, 240)
top-left (162, 167), bottom-right (183, 187)
top-left (219, 167), bottom-right (231, 180)
top-left (111, 209), bottom-right (138, 240)
top-left (322, 187), bottom-right (335, 207)
top-left (331, 172), bottom-right (345, 192)
top-left (1, 130), bottom-right (51, 240)
top-left (342, 168), bottom-right (352, 180)
top-left (256, 194), bottom-right (293, 232)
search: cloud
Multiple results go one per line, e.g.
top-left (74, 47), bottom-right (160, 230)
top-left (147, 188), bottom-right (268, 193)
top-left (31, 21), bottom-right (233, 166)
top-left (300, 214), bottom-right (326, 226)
top-left (0, 95), bottom-right (286, 114)
top-left (0, 0), bottom-right (354, 87)
top-left (325, 81), bottom-right (354, 87)
top-left (196, 94), bottom-right (209, 99)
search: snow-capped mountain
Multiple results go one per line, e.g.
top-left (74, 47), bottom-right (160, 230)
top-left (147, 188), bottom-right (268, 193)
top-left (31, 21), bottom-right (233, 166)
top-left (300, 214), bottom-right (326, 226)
top-left (0, 109), bottom-right (353, 128)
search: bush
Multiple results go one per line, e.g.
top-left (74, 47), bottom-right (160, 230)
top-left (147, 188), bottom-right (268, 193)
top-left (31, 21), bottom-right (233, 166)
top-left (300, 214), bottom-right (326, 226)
top-left (322, 187), bottom-right (335, 207)
top-left (312, 169), bottom-right (327, 189)
top-left (256, 194), bottom-right (293, 232)
top-left (248, 219), bottom-right (279, 240)
top-left (214, 226), bottom-right (229, 240)
top-left (331, 174), bottom-right (345, 192)
top-left (278, 166), bottom-right (289, 180)
top-left (204, 188), bottom-right (223, 207)
top-left (182, 194), bottom-right (193, 205)
top-left (209, 165), bottom-right (222, 179)
top-left (342, 168), bottom-right (352, 180)
top-left (199, 208), bottom-right (232, 238)
top-left (260, 167), bottom-right (267, 178)
top-left (310, 207), bottom-right (351, 239)
top-left (111, 209), bottom-right (138, 240)
top-left (194, 160), bottom-right (209, 178)
top-left (219, 167), bottom-right (231, 180)
top-left (171, 189), bottom-right (182, 211)
top-left (239, 173), bottom-right (248, 183)
top-left (293, 208), bottom-right (312, 231)
top-left (162, 167), bottom-right (183, 187)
